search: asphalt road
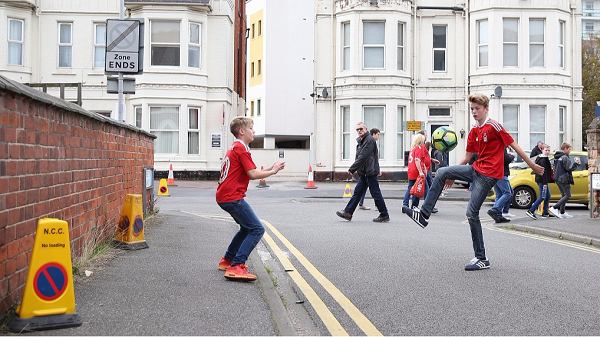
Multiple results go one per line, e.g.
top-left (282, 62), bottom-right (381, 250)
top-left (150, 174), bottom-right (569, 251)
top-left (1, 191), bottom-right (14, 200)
top-left (14, 182), bottom-right (600, 336)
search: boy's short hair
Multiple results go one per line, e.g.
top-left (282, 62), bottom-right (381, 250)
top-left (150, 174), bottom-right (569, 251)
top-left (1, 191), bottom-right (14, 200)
top-left (370, 128), bottom-right (380, 135)
top-left (542, 143), bottom-right (551, 150)
top-left (468, 93), bottom-right (490, 108)
top-left (560, 142), bottom-right (572, 150)
top-left (230, 116), bottom-right (253, 138)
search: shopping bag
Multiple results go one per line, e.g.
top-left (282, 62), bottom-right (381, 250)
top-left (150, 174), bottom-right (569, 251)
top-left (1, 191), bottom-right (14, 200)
top-left (410, 176), bottom-right (425, 198)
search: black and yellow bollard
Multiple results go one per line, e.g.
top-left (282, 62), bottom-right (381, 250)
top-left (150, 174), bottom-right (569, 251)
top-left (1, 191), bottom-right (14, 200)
top-left (113, 194), bottom-right (149, 250)
top-left (9, 218), bottom-right (82, 332)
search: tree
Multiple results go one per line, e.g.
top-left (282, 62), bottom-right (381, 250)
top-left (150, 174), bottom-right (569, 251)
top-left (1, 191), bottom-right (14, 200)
top-left (582, 35), bottom-right (600, 148)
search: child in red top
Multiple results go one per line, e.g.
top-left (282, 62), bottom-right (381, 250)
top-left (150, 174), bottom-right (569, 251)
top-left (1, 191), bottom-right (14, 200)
top-left (403, 93), bottom-right (543, 270)
top-left (216, 117), bottom-right (285, 281)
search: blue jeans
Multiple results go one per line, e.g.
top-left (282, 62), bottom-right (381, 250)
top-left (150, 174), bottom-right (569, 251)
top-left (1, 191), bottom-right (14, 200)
top-left (491, 177), bottom-right (513, 216)
top-left (344, 175), bottom-right (388, 216)
top-left (403, 177), bottom-right (430, 208)
top-left (218, 199), bottom-right (265, 266)
top-left (421, 165), bottom-right (498, 260)
top-left (530, 182), bottom-right (551, 214)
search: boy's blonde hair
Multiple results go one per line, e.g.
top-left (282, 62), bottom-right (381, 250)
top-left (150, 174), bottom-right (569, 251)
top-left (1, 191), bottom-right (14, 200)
top-left (542, 143), bottom-right (551, 150)
top-left (468, 93), bottom-right (490, 108)
top-left (230, 116), bottom-right (253, 138)
top-left (411, 134), bottom-right (425, 149)
top-left (560, 142), bottom-right (572, 150)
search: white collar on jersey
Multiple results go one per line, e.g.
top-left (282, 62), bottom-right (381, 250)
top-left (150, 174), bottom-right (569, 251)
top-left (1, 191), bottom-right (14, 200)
top-left (234, 138), bottom-right (250, 151)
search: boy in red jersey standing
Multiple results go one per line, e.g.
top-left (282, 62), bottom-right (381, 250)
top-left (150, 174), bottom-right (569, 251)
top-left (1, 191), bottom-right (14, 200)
top-left (403, 93), bottom-right (543, 270)
top-left (217, 116), bottom-right (285, 281)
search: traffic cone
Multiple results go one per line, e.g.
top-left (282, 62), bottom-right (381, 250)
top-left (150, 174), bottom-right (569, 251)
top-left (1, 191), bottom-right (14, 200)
top-left (305, 166), bottom-right (318, 189)
top-left (257, 166), bottom-right (269, 188)
top-left (167, 164), bottom-right (176, 185)
top-left (158, 179), bottom-right (169, 196)
top-left (113, 194), bottom-right (149, 250)
top-left (343, 183), bottom-right (352, 197)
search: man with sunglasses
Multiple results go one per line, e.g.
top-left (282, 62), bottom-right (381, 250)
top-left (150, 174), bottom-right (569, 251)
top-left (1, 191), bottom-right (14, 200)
top-left (336, 122), bottom-right (390, 222)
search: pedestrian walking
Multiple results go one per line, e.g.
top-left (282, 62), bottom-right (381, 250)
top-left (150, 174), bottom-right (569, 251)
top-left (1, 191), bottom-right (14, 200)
top-left (358, 128), bottom-right (381, 210)
top-left (336, 122), bottom-right (390, 222)
top-left (403, 93), bottom-right (544, 270)
top-left (526, 143), bottom-right (554, 219)
top-left (549, 142), bottom-right (580, 219)
top-left (487, 147), bottom-right (515, 223)
top-left (530, 140), bottom-right (544, 158)
top-left (216, 116), bottom-right (285, 281)
top-left (402, 134), bottom-right (429, 210)
top-left (418, 130), bottom-right (439, 212)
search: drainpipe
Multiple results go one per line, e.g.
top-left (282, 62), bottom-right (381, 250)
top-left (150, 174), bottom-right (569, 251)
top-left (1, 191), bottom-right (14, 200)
top-left (464, 3), bottom-right (470, 135)
top-left (571, 2), bottom-right (576, 147)
top-left (331, 0), bottom-right (335, 180)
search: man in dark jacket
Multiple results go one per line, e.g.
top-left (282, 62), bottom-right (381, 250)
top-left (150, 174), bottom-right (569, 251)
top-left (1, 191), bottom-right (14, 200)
top-left (549, 142), bottom-right (580, 218)
top-left (336, 122), bottom-right (390, 222)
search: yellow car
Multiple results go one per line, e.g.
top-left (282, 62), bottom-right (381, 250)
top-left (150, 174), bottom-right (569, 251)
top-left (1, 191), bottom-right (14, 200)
top-left (488, 151), bottom-right (589, 209)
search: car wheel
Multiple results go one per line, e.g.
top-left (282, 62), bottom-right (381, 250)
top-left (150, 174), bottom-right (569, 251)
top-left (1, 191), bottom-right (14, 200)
top-left (512, 186), bottom-right (535, 209)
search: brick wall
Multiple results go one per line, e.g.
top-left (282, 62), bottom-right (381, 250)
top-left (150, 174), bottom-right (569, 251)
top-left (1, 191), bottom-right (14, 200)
top-left (0, 76), bottom-right (155, 317)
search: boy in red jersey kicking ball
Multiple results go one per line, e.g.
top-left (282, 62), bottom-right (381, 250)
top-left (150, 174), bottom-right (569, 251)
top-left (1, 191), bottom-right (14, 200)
top-left (217, 117), bottom-right (285, 281)
top-left (403, 93), bottom-right (544, 270)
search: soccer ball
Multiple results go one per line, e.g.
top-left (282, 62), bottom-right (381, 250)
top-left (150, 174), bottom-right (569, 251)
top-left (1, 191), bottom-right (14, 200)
top-left (432, 126), bottom-right (458, 152)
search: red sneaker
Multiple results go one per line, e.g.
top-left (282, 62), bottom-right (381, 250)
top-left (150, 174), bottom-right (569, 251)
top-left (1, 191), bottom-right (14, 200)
top-left (218, 257), bottom-right (232, 271)
top-left (224, 264), bottom-right (257, 281)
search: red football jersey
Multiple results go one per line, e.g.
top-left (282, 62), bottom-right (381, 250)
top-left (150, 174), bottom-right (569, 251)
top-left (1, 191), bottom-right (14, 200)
top-left (407, 145), bottom-right (427, 180)
top-left (216, 140), bottom-right (257, 203)
top-left (466, 118), bottom-right (514, 179)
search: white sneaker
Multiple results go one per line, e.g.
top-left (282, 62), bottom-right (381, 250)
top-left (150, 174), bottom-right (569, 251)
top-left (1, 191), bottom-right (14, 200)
top-left (561, 212), bottom-right (573, 218)
top-left (358, 205), bottom-right (371, 210)
top-left (548, 207), bottom-right (560, 218)
top-left (502, 213), bottom-right (515, 218)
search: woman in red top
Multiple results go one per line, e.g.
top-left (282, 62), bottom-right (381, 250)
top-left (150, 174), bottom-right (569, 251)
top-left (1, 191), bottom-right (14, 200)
top-left (403, 133), bottom-right (428, 209)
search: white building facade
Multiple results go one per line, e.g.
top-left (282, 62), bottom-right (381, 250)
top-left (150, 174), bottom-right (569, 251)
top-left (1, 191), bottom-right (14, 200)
top-left (313, 0), bottom-right (583, 180)
top-left (583, 0), bottom-right (600, 36)
top-left (245, 0), bottom-right (315, 174)
top-left (1, 0), bottom-right (245, 176)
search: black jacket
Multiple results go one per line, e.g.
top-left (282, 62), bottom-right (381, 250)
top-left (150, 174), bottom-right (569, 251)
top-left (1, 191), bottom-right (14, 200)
top-left (530, 145), bottom-right (542, 158)
top-left (503, 149), bottom-right (515, 177)
top-left (348, 133), bottom-right (380, 176)
top-left (553, 151), bottom-right (578, 185)
top-left (534, 155), bottom-right (553, 184)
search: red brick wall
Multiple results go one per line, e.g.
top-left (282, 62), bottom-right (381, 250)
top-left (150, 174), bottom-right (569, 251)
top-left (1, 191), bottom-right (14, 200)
top-left (0, 84), bottom-right (155, 317)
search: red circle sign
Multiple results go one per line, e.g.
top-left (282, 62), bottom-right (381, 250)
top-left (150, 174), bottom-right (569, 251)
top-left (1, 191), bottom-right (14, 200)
top-left (33, 262), bottom-right (68, 301)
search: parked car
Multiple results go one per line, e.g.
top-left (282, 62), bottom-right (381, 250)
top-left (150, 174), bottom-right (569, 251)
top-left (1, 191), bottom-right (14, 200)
top-left (488, 151), bottom-right (589, 209)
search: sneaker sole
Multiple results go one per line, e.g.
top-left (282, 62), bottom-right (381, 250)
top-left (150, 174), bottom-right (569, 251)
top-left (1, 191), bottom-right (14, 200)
top-left (465, 262), bottom-right (491, 271)
top-left (525, 212), bottom-right (537, 220)
top-left (404, 206), bottom-right (427, 228)
top-left (224, 273), bottom-right (257, 281)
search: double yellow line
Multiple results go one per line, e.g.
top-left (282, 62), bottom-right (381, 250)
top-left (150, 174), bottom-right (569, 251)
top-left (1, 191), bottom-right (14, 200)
top-left (184, 212), bottom-right (382, 336)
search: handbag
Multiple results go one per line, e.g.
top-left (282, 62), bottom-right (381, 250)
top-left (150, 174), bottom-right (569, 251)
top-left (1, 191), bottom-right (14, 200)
top-left (410, 175), bottom-right (426, 198)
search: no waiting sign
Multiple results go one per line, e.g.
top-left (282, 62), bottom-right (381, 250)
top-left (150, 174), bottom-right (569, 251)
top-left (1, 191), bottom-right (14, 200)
top-left (105, 19), bottom-right (142, 73)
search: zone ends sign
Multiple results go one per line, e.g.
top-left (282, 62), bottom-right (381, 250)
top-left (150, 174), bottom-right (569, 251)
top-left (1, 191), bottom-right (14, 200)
top-left (105, 19), bottom-right (144, 74)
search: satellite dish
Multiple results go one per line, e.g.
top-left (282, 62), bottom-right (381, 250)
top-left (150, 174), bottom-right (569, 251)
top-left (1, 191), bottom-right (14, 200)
top-left (494, 86), bottom-right (502, 98)
top-left (322, 87), bottom-right (328, 98)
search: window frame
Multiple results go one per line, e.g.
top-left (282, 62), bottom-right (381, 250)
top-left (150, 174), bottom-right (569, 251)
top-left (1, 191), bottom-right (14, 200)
top-left (397, 22), bottom-right (404, 71)
top-left (362, 21), bottom-right (385, 69)
top-left (257, 98), bottom-right (261, 117)
top-left (432, 25), bottom-right (447, 72)
top-left (8, 18), bottom-right (24, 66)
top-left (397, 106), bottom-right (405, 161)
top-left (188, 107), bottom-right (200, 155)
top-left (503, 105), bottom-right (519, 143)
top-left (503, 18), bottom-right (519, 67)
top-left (342, 22), bottom-right (350, 71)
top-left (529, 105), bottom-right (546, 147)
top-left (149, 106), bottom-right (180, 154)
top-left (150, 20), bottom-right (181, 67)
top-left (558, 20), bottom-right (565, 69)
top-left (342, 106), bottom-right (350, 160)
top-left (93, 23), bottom-right (106, 69)
top-left (558, 106), bottom-right (566, 146)
top-left (188, 22), bottom-right (201, 68)
top-left (529, 19), bottom-right (545, 68)
top-left (477, 20), bottom-right (489, 68)
top-left (363, 106), bottom-right (385, 159)
top-left (135, 106), bottom-right (143, 129)
top-left (58, 22), bottom-right (73, 68)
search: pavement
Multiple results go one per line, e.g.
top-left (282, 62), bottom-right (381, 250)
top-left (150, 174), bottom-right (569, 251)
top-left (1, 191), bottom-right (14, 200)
top-left (13, 176), bottom-right (600, 336)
